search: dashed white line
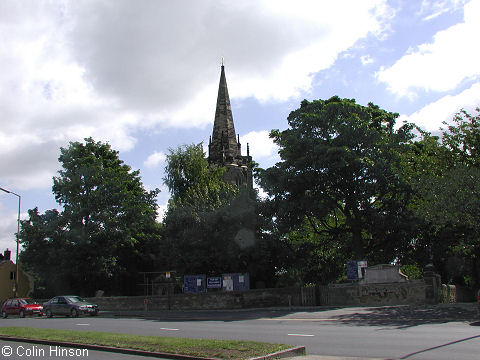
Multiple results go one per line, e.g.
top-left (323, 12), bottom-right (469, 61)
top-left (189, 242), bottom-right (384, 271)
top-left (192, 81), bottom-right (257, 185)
top-left (159, 328), bottom-right (180, 331)
top-left (75, 324), bottom-right (90, 326)
top-left (287, 333), bottom-right (315, 337)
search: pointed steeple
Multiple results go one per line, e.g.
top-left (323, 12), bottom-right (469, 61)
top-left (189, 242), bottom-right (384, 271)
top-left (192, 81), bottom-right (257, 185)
top-left (209, 64), bottom-right (240, 165)
top-left (208, 63), bottom-right (253, 190)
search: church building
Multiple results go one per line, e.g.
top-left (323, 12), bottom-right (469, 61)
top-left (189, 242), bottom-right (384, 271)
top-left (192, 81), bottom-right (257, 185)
top-left (208, 65), bottom-right (253, 190)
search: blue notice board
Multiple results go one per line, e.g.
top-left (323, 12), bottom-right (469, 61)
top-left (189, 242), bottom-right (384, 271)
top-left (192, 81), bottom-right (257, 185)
top-left (347, 260), bottom-right (367, 280)
top-left (222, 273), bottom-right (250, 291)
top-left (347, 261), bottom-right (359, 280)
top-left (184, 275), bottom-right (206, 293)
top-left (207, 277), bottom-right (222, 288)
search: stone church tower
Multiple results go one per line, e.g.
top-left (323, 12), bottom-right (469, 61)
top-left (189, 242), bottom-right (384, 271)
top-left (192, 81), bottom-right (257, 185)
top-left (208, 65), bottom-right (253, 190)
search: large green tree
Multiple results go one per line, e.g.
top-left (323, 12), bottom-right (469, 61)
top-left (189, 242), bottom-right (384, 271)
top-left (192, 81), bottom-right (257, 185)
top-left (259, 96), bottom-right (416, 263)
top-left (161, 144), bottom-right (278, 285)
top-left (405, 108), bottom-right (480, 287)
top-left (20, 138), bottom-right (160, 296)
top-left (163, 143), bottom-right (238, 213)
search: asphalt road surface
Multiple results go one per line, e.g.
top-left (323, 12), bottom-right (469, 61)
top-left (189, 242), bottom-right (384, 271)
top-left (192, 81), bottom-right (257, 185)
top-left (1, 304), bottom-right (479, 360)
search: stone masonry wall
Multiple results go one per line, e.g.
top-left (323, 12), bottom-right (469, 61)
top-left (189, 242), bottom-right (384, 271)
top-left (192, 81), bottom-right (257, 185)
top-left (325, 280), bottom-right (427, 306)
top-left (89, 281), bottom-right (431, 311)
top-left (89, 287), bottom-right (302, 311)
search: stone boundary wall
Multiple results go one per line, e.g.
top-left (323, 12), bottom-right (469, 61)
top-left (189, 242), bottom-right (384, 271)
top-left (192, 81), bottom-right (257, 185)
top-left (88, 281), bottom-right (435, 311)
top-left (89, 287), bottom-right (303, 311)
top-left (324, 280), bottom-right (427, 306)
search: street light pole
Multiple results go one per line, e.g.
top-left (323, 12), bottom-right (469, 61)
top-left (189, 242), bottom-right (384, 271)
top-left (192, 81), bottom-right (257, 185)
top-left (0, 186), bottom-right (21, 297)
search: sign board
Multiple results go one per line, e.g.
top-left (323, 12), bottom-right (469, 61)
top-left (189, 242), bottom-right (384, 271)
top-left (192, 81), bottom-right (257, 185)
top-left (223, 279), bottom-right (234, 291)
top-left (207, 277), bottom-right (222, 288)
top-left (222, 273), bottom-right (250, 291)
top-left (347, 260), bottom-right (368, 280)
top-left (184, 275), bottom-right (206, 293)
top-left (357, 261), bottom-right (368, 278)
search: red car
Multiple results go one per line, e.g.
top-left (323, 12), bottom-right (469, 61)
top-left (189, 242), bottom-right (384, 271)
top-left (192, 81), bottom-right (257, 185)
top-left (1, 298), bottom-right (43, 318)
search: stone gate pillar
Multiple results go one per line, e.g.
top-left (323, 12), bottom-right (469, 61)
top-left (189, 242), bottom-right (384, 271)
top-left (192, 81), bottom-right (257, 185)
top-left (424, 264), bottom-right (442, 304)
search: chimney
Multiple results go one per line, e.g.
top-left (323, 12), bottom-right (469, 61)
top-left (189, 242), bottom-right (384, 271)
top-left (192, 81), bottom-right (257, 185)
top-left (4, 249), bottom-right (11, 261)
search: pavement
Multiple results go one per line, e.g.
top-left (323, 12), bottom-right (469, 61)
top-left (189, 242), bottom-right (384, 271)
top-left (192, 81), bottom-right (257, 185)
top-left (289, 357), bottom-right (381, 360)
top-left (101, 302), bottom-right (479, 324)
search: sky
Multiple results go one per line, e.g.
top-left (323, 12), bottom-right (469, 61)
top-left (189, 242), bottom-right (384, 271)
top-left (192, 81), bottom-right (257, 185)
top-left (1, 0), bottom-right (479, 262)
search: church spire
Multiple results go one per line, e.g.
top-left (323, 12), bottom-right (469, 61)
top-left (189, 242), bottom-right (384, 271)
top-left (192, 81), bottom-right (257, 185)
top-left (208, 63), bottom-right (253, 190)
top-left (209, 64), bottom-right (240, 165)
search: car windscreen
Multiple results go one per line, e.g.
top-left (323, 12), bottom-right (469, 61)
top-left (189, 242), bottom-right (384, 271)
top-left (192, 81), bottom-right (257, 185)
top-left (19, 299), bottom-right (36, 305)
top-left (66, 296), bottom-right (86, 303)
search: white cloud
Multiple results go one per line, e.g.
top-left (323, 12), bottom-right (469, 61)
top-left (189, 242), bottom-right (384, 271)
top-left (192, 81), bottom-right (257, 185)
top-left (229, 0), bottom-right (392, 102)
top-left (144, 151), bottom-right (167, 169)
top-left (402, 82), bottom-right (480, 132)
top-left (419, 0), bottom-right (466, 21)
top-left (240, 130), bottom-right (279, 163)
top-left (67, 0), bottom-right (391, 111)
top-left (156, 203), bottom-right (168, 223)
top-left (377, 0), bottom-right (480, 97)
top-left (361, 55), bottom-right (375, 65)
top-left (0, 0), bottom-right (391, 194)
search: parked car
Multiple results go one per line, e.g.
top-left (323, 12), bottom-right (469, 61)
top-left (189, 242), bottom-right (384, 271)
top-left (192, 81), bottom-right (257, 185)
top-left (1, 298), bottom-right (43, 318)
top-left (43, 295), bottom-right (99, 318)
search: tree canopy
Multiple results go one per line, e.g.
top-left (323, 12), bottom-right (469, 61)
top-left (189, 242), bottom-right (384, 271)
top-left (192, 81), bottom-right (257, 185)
top-left (160, 144), bottom-right (278, 284)
top-left (17, 102), bottom-right (480, 294)
top-left (258, 96), bottom-right (416, 263)
top-left (403, 109), bottom-right (480, 286)
top-left (19, 137), bottom-right (160, 296)
top-left (163, 143), bottom-right (238, 214)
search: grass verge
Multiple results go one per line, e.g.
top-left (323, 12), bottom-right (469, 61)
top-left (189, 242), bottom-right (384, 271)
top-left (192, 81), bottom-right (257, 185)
top-left (0, 327), bottom-right (291, 359)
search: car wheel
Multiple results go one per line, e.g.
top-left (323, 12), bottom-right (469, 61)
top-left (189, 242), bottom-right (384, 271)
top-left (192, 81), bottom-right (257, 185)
top-left (89, 310), bottom-right (98, 316)
top-left (70, 308), bottom-right (78, 318)
top-left (1, 311), bottom-right (7, 319)
top-left (46, 309), bottom-right (53, 318)
top-left (19, 310), bottom-right (25, 318)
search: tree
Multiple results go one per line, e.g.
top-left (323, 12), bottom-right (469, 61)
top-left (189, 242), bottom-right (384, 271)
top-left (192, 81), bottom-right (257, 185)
top-left (163, 143), bottom-right (238, 213)
top-left (405, 108), bottom-right (480, 287)
top-left (161, 144), bottom-right (278, 285)
top-left (258, 96), bottom-right (416, 263)
top-left (162, 144), bottom-right (246, 273)
top-left (18, 208), bottom-right (69, 296)
top-left (19, 137), bottom-right (160, 296)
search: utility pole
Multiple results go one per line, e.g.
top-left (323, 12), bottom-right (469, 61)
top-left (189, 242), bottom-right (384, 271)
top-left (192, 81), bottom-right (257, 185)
top-left (0, 186), bottom-right (21, 297)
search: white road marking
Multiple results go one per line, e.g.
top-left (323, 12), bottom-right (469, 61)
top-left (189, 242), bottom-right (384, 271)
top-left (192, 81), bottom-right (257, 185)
top-left (76, 324), bottom-right (90, 326)
top-left (260, 318), bottom-right (334, 322)
top-left (287, 333), bottom-right (315, 337)
top-left (159, 328), bottom-right (180, 331)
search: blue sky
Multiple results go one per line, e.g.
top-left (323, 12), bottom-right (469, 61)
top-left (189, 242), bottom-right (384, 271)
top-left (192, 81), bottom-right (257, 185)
top-left (1, 0), bottom-right (479, 260)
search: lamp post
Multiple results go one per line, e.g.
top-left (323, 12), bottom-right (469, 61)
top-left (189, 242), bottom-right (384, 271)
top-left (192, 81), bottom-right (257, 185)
top-left (0, 186), bottom-right (21, 297)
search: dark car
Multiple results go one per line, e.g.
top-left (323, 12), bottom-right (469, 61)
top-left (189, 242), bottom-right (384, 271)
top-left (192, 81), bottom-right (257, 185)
top-left (1, 298), bottom-right (43, 318)
top-left (43, 295), bottom-right (99, 318)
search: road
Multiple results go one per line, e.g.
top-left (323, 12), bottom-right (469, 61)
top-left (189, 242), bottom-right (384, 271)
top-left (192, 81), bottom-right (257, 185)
top-left (1, 304), bottom-right (479, 359)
